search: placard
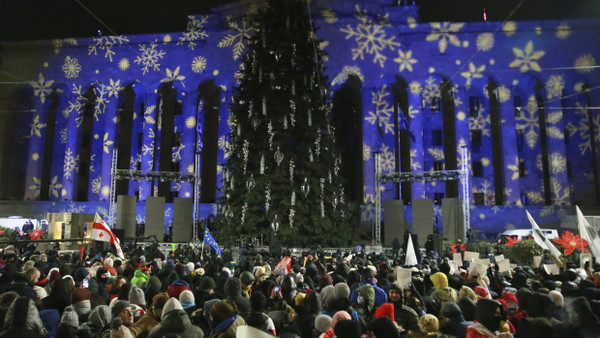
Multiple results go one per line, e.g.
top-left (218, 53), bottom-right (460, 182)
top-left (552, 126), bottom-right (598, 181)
top-left (468, 262), bottom-right (486, 277)
top-left (464, 251), bottom-right (479, 262)
top-left (494, 254), bottom-right (504, 262)
top-left (543, 264), bottom-right (560, 275)
top-left (532, 256), bottom-right (542, 268)
top-left (449, 260), bottom-right (459, 275)
top-left (453, 253), bottom-right (463, 264)
top-left (395, 267), bottom-right (412, 289)
top-left (477, 258), bottom-right (491, 266)
top-left (497, 259), bottom-right (511, 273)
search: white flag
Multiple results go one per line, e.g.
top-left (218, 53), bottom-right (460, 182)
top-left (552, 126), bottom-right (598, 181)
top-left (92, 213), bottom-right (124, 259)
top-left (577, 206), bottom-right (600, 258)
top-left (405, 234), bottom-right (418, 266)
top-left (526, 210), bottom-right (561, 260)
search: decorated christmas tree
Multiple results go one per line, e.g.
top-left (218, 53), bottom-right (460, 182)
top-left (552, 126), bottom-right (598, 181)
top-left (218, 0), bottom-right (353, 247)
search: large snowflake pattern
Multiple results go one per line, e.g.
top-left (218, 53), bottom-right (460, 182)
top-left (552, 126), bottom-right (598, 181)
top-left (379, 144), bottom-right (395, 172)
top-left (134, 40), bottom-right (166, 75)
top-left (30, 73), bottom-right (54, 104)
top-left (473, 180), bottom-right (495, 206)
top-left (426, 22), bottom-right (464, 53)
top-left (546, 75), bottom-right (564, 99)
top-left (565, 102), bottom-right (600, 155)
top-left (88, 35), bottom-right (129, 62)
top-left (63, 148), bottom-right (78, 180)
top-left (575, 54), bottom-right (596, 73)
top-left (61, 201), bottom-right (85, 213)
top-left (178, 16), bottom-right (209, 50)
top-left (410, 149), bottom-right (421, 170)
top-left (30, 115), bottom-right (46, 138)
top-left (536, 152), bottom-right (566, 174)
top-left (393, 49), bottom-right (417, 72)
top-left (516, 95), bottom-right (563, 149)
top-left (509, 41), bottom-right (545, 73)
top-left (29, 177), bottom-right (42, 199)
top-left (53, 38), bottom-right (78, 55)
top-left (218, 16), bottom-right (254, 61)
top-left (365, 85), bottom-right (394, 135)
top-left (340, 5), bottom-right (400, 68)
top-left (421, 76), bottom-right (441, 103)
top-left (469, 107), bottom-right (491, 136)
top-left (460, 62), bottom-right (486, 87)
top-left (91, 176), bottom-right (102, 194)
top-left (62, 56), bottom-right (81, 78)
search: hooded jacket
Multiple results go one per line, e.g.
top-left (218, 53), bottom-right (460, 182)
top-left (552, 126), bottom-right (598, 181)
top-left (76, 304), bottom-right (112, 338)
top-left (147, 309), bottom-right (204, 338)
top-left (131, 269), bottom-right (150, 288)
top-left (430, 272), bottom-right (458, 317)
top-left (440, 302), bottom-right (472, 338)
top-left (0, 296), bottom-right (47, 338)
top-left (388, 284), bottom-right (420, 332)
top-left (467, 298), bottom-right (504, 338)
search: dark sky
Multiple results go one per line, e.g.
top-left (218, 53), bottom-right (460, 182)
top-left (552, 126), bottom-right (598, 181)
top-left (1, 0), bottom-right (599, 42)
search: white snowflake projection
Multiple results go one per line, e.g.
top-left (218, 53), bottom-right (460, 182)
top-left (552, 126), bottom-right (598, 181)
top-left (96, 207), bottom-right (109, 218)
top-left (60, 128), bottom-right (68, 144)
top-left (101, 186), bottom-right (110, 198)
top-left (29, 177), bottom-right (42, 198)
top-left (460, 62), bottom-right (486, 87)
top-left (536, 152), bottom-right (566, 174)
top-left (331, 66), bottom-right (365, 86)
top-left (407, 105), bottom-right (419, 119)
top-left (187, 164), bottom-right (194, 173)
top-left (565, 102), bottom-right (600, 155)
top-left (218, 16), bottom-right (254, 61)
top-left (555, 23), bottom-right (571, 40)
top-left (379, 144), bottom-right (395, 172)
top-left (409, 81), bottom-right (421, 95)
top-left (451, 85), bottom-right (463, 107)
top-left (30, 115), bottom-right (46, 138)
top-left (363, 144), bottom-right (372, 161)
top-left (218, 135), bottom-right (231, 159)
top-left (481, 157), bottom-right (490, 167)
top-left (527, 178), bottom-right (570, 216)
top-left (321, 8), bottom-right (338, 24)
top-left (476, 33), bottom-right (494, 51)
top-left (62, 56), bottom-right (81, 78)
top-left (61, 201), bottom-right (85, 213)
top-left (365, 85), bottom-right (394, 135)
top-left (190, 56), bottom-right (208, 74)
top-left (88, 35), bottom-right (129, 62)
top-left (516, 95), bottom-right (563, 149)
top-left (172, 144), bottom-right (185, 161)
top-left (428, 148), bottom-right (445, 161)
top-left (91, 176), bottom-right (102, 194)
top-left (473, 180), bottom-right (495, 206)
top-left (164, 207), bottom-right (172, 219)
top-left (106, 79), bottom-right (121, 98)
top-left (502, 21), bottom-right (517, 36)
top-left (118, 58), bottom-right (130, 71)
top-left (46, 176), bottom-right (63, 198)
top-left (134, 40), bottom-right (166, 75)
top-left (426, 22), bottom-right (464, 53)
top-left (30, 73), bottom-right (54, 104)
top-left (161, 67), bottom-right (186, 87)
top-left (507, 156), bottom-right (521, 181)
top-left (410, 149), bottom-right (421, 171)
top-left (509, 41), bottom-right (545, 73)
top-left (575, 54), bottom-right (596, 73)
top-left (393, 49), bottom-right (417, 72)
top-left (178, 15), bottom-right (209, 50)
top-left (421, 76), bottom-right (441, 103)
top-left (495, 85), bottom-right (511, 103)
top-left (186, 116), bottom-right (196, 129)
top-left (63, 148), bottom-right (79, 180)
top-left (340, 5), bottom-right (400, 68)
top-left (469, 109), bottom-right (491, 137)
top-left (92, 83), bottom-right (109, 122)
top-left (129, 154), bottom-right (141, 170)
top-left (545, 75), bottom-right (565, 99)
top-left (52, 38), bottom-right (78, 55)
top-left (144, 105), bottom-right (157, 124)
top-left (66, 84), bottom-right (85, 122)
top-left (103, 132), bottom-right (114, 154)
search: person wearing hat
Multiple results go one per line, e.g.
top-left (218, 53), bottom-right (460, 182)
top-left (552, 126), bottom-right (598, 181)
top-left (430, 272), bottom-right (458, 318)
top-left (314, 314), bottom-right (332, 337)
top-left (467, 298), bottom-right (512, 338)
top-left (180, 289), bottom-right (197, 316)
top-left (388, 283), bottom-right (420, 333)
top-left (56, 305), bottom-right (79, 338)
top-left (130, 292), bottom-right (169, 338)
top-left (354, 284), bottom-right (376, 323)
top-left (367, 316), bottom-right (401, 338)
top-left (131, 264), bottom-right (151, 288)
top-left (71, 287), bottom-right (92, 323)
top-left (349, 268), bottom-right (388, 310)
top-left (209, 298), bottom-right (246, 338)
top-left (110, 300), bottom-right (136, 332)
top-left (147, 297), bottom-right (204, 338)
top-left (239, 271), bottom-right (255, 298)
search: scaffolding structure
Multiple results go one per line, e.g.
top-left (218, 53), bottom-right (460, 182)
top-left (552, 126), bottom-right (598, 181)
top-left (374, 147), bottom-right (470, 245)
top-left (108, 148), bottom-right (202, 244)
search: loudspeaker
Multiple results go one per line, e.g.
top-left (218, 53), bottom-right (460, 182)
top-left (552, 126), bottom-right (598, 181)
top-left (116, 195), bottom-right (137, 239)
top-left (412, 199), bottom-right (433, 247)
top-left (384, 199), bottom-right (405, 246)
top-left (442, 198), bottom-right (464, 241)
top-left (172, 198), bottom-right (193, 242)
top-left (145, 196), bottom-right (166, 239)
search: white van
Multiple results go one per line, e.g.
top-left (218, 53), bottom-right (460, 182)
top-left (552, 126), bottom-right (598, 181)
top-left (501, 228), bottom-right (559, 240)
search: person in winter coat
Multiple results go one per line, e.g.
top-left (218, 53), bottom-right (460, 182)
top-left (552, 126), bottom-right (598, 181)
top-left (243, 291), bottom-right (277, 336)
top-left (76, 304), bottom-right (112, 337)
top-left (71, 287), bottom-right (92, 323)
top-left (224, 277), bottom-right (251, 314)
top-left (440, 302), bottom-right (472, 338)
top-left (147, 297), bottom-right (204, 338)
top-left (0, 296), bottom-right (47, 337)
top-left (56, 305), bottom-right (79, 338)
top-left (367, 316), bottom-right (401, 338)
top-left (387, 283), bottom-right (420, 333)
top-left (429, 272), bottom-right (458, 318)
top-left (553, 296), bottom-right (600, 338)
top-left (131, 266), bottom-right (151, 288)
top-left (466, 298), bottom-right (512, 338)
top-left (354, 284), bottom-right (376, 323)
top-left (349, 268), bottom-right (388, 309)
top-left (209, 299), bottom-right (246, 338)
top-left (130, 292), bottom-right (169, 338)
top-left (0, 291), bottom-right (19, 328)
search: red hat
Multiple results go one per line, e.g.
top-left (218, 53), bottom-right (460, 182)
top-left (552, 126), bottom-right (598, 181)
top-left (474, 285), bottom-right (489, 299)
top-left (49, 270), bottom-right (61, 284)
top-left (502, 291), bottom-right (519, 307)
top-left (375, 303), bottom-right (395, 322)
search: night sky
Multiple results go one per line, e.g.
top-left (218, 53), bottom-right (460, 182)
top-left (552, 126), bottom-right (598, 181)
top-left (0, 0), bottom-right (599, 42)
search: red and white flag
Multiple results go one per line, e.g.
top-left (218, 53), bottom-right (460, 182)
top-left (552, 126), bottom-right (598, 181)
top-left (274, 256), bottom-right (291, 275)
top-left (92, 213), bottom-right (124, 259)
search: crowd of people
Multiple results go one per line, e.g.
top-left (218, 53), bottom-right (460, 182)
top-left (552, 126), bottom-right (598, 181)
top-left (0, 240), bottom-right (599, 338)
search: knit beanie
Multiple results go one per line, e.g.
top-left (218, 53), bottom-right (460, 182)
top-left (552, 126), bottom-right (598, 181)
top-left (49, 269), bottom-right (61, 284)
top-left (104, 257), bottom-right (114, 267)
top-left (33, 286), bottom-right (48, 300)
top-left (210, 299), bottom-right (239, 324)
top-left (240, 271), bottom-right (255, 286)
top-left (161, 297), bottom-right (184, 321)
top-left (368, 317), bottom-right (400, 338)
top-left (151, 293), bottom-right (169, 310)
top-left (320, 274), bottom-right (333, 289)
top-left (459, 285), bottom-right (477, 301)
top-left (549, 290), bottom-right (564, 307)
top-left (430, 272), bottom-right (448, 288)
top-left (179, 290), bottom-right (195, 310)
top-left (331, 310), bottom-right (351, 329)
top-left (315, 314), bottom-right (332, 333)
top-left (61, 305), bottom-right (79, 328)
top-left (334, 282), bottom-right (351, 299)
top-left (474, 285), bottom-right (489, 299)
top-left (418, 314), bottom-right (439, 333)
top-left (375, 303), bottom-right (395, 322)
top-left (175, 263), bottom-right (185, 276)
top-left (333, 319), bottom-right (361, 338)
top-left (198, 277), bottom-right (216, 290)
top-left (167, 279), bottom-right (192, 299)
top-left (186, 262), bottom-right (195, 274)
top-left (71, 287), bottom-right (91, 303)
top-left (129, 285), bottom-right (146, 307)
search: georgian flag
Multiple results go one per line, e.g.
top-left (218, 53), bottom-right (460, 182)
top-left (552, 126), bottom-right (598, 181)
top-left (577, 206), bottom-right (600, 258)
top-left (92, 213), bottom-right (124, 259)
top-left (526, 210), bottom-right (562, 260)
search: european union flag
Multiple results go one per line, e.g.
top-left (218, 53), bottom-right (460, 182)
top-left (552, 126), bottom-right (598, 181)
top-left (203, 226), bottom-right (222, 256)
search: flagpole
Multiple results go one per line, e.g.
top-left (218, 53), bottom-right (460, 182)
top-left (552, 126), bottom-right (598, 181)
top-left (201, 226), bottom-right (205, 261)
